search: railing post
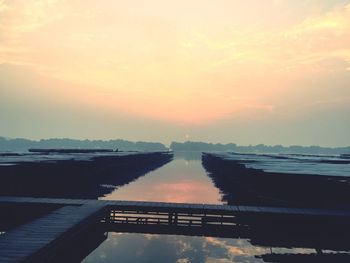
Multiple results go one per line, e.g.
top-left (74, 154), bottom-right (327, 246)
top-left (202, 213), bottom-right (207, 227)
top-left (168, 212), bottom-right (173, 225)
top-left (174, 212), bottom-right (178, 226)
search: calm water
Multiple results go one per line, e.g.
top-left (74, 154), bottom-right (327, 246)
top-left (81, 152), bottom-right (318, 263)
top-left (100, 151), bottom-right (223, 204)
top-left (82, 233), bottom-right (272, 263)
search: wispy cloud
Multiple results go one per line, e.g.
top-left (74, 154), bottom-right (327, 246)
top-left (0, 0), bottom-right (349, 125)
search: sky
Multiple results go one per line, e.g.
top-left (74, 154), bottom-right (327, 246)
top-left (0, 0), bottom-right (350, 146)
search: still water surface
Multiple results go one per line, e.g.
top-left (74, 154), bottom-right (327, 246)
top-left (82, 152), bottom-right (315, 263)
top-left (101, 151), bottom-right (222, 204)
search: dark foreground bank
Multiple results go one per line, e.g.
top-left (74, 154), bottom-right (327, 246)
top-left (202, 152), bottom-right (350, 209)
top-left (0, 151), bottom-right (173, 199)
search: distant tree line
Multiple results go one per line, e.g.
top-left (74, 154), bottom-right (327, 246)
top-left (170, 141), bottom-right (350, 154)
top-left (1, 137), bottom-right (349, 154)
top-left (0, 137), bottom-right (168, 152)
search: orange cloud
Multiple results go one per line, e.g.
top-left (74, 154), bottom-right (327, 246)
top-left (1, 1), bottom-right (349, 125)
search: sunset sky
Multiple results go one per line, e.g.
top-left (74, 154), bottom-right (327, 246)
top-left (1, 0), bottom-right (349, 146)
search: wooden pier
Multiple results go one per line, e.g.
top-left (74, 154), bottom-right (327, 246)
top-left (0, 196), bottom-right (349, 262)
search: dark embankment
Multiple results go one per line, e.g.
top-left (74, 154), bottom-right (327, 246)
top-left (202, 153), bottom-right (350, 209)
top-left (0, 151), bottom-right (173, 199)
top-left (28, 148), bottom-right (114, 153)
top-left (257, 253), bottom-right (350, 263)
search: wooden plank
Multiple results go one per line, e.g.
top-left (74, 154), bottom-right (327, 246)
top-left (225, 205), bottom-right (239, 212)
top-left (0, 203), bottom-right (106, 263)
top-left (1, 196), bottom-right (350, 219)
top-left (242, 206), bottom-right (260, 213)
top-left (203, 204), bottom-right (217, 211)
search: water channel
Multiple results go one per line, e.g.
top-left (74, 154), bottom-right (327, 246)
top-left (81, 152), bottom-right (315, 263)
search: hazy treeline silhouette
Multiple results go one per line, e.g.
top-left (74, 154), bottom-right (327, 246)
top-left (171, 141), bottom-right (350, 154)
top-left (0, 137), bottom-right (168, 152)
top-left (2, 137), bottom-right (350, 154)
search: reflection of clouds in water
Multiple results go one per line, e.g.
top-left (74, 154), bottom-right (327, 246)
top-left (154, 180), bottom-right (214, 203)
top-left (206, 237), bottom-right (245, 255)
top-left (206, 259), bottom-right (232, 263)
top-left (102, 159), bottom-right (222, 204)
top-left (205, 237), bottom-right (268, 262)
top-left (82, 233), bottom-right (264, 263)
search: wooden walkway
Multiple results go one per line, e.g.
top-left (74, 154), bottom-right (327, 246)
top-left (1, 196), bottom-right (349, 217)
top-left (0, 196), bottom-right (350, 262)
top-left (0, 202), bottom-right (107, 263)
